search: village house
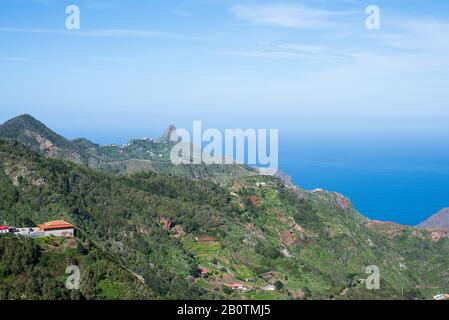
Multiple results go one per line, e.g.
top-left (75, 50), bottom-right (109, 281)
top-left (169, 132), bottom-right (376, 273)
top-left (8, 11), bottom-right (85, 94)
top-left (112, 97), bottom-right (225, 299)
top-left (0, 226), bottom-right (10, 234)
top-left (262, 284), bottom-right (276, 291)
top-left (36, 220), bottom-right (75, 237)
top-left (0, 220), bottom-right (75, 238)
top-left (15, 227), bottom-right (40, 237)
top-left (224, 283), bottom-right (250, 292)
top-left (433, 293), bottom-right (449, 300)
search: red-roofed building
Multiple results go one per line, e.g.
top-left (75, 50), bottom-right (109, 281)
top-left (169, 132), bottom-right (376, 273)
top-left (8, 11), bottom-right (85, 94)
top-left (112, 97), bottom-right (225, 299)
top-left (224, 283), bottom-right (250, 292)
top-left (0, 226), bottom-right (10, 234)
top-left (199, 267), bottom-right (211, 276)
top-left (37, 220), bottom-right (74, 237)
top-left (224, 283), bottom-right (243, 289)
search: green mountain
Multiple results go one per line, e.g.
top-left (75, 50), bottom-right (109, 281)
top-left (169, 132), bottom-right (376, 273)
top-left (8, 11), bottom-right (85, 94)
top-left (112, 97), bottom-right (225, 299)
top-left (0, 116), bottom-right (449, 299)
top-left (1, 128), bottom-right (449, 300)
top-left (0, 115), bottom-right (255, 181)
top-left (0, 114), bottom-right (84, 163)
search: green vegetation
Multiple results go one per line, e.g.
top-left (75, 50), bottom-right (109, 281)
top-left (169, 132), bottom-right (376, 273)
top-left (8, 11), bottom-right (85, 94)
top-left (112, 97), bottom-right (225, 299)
top-left (0, 235), bottom-right (151, 300)
top-left (2, 115), bottom-right (449, 300)
top-left (0, 114), bottom-right (256, 180)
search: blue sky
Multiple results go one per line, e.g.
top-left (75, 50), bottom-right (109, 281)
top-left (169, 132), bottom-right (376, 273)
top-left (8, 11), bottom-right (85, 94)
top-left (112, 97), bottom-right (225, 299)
top-left (1, 0), bottom-right (449, 142)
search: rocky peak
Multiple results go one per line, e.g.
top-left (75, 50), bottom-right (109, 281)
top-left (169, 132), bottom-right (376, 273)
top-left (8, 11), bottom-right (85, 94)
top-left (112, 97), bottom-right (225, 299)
top-left (158, 125), bottom-right (178, 142)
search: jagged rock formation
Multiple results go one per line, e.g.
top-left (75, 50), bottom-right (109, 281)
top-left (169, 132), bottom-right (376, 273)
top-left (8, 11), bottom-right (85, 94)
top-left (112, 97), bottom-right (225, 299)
top-left (158, 125), bottom-right (178, 142)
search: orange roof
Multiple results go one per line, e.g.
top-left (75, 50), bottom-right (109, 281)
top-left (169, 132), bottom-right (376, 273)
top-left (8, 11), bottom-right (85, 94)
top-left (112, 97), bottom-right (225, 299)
top-left (37, 220), bottom-right (74, 230)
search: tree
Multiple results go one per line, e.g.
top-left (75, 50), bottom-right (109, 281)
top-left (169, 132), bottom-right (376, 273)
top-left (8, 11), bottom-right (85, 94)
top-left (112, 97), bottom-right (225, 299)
top-left (274, 281), bottom-right (284, 291)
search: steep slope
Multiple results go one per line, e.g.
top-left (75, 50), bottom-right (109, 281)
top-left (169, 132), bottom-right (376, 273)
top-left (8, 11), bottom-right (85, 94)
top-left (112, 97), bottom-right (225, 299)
top-left (418, 208), bottom-right (449, 230)
top-left (0, 114), bottom-right (84, 164)
top-left (158, 124), bottom-right (178, 142)
top-left (2, 138), bottom-right (449, 299)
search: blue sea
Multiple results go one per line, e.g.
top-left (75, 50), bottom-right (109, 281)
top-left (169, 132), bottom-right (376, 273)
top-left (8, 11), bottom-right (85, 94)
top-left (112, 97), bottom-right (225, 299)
top-left (279, 134), bottom-right (449, 226)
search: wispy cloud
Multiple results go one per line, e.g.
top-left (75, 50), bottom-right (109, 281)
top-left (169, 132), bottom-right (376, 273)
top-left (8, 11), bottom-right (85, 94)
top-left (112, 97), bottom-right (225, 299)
top-left (371, 18), bottom-right (449, 54)
top-left (216, 50), bottom-right (309, 59)
top-left (0, 27), bottom-right (179, 39)
top-left (173, 9), bottom-right (192, 17)
top-left (87, 29), bottom-right (176, 38)
top-left (215, 49), bottom-right (352, 63)
top-left (231, 3), bottom-right (350, 28)
top-left (90, 57), bottom-right (137, 63)
top-left (276, 43), bottom-right (325, 53)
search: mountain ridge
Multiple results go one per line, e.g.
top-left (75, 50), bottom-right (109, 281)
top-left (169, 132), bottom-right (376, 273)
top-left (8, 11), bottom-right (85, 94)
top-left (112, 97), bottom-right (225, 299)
top-left (418, 207), bottom-right (449, 230)
top-left (0, 115), bottom-right (257, 181)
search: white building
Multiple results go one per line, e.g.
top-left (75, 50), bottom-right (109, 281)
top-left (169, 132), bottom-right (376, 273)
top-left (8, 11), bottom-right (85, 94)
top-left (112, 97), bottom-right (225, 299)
top-left (434, 294), bottom-right (449, 300)
top-left (262, 285), bottom-right (276, 291)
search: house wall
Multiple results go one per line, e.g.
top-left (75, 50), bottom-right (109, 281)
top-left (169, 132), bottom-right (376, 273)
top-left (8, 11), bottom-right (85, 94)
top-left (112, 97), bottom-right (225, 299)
top-left (43, 228), bottom-right (74, 237)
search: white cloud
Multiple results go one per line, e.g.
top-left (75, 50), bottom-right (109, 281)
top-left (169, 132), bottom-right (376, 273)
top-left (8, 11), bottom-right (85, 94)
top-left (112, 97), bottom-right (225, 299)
top-left (231, 3), bottom-right (345, 28)
top-left (0, 27), bottom-right (178, 39)
top-left (216, 50), bottom-right (310, 59)
top-left (215, 49), bottom-right (352, 63)
top-left (371, 18), bottom-right (449, 54)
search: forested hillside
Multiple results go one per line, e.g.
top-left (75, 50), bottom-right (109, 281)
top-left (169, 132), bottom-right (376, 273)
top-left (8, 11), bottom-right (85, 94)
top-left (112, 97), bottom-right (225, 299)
top-left (2, 138), bottom-right (449, 300)
top-left (0, 235), bottom-right (152, 300)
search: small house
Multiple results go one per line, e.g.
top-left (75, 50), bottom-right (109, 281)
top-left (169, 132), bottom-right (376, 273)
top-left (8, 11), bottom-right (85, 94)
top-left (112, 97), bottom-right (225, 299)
top-left (37, 220), bottom-right (75, 237)
top-left (434, 294), bottom-right (449, 300)
top-left (0, 226), bottom-right (10, 234)
top-left (224, 283), bottom-right (250, 292)
top-left (262, 284), bottom-right (276, 291)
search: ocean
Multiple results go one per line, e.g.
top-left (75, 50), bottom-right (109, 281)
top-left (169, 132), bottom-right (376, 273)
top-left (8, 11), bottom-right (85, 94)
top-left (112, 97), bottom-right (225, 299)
top-left (279, 135), bottom-right (449, 226)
